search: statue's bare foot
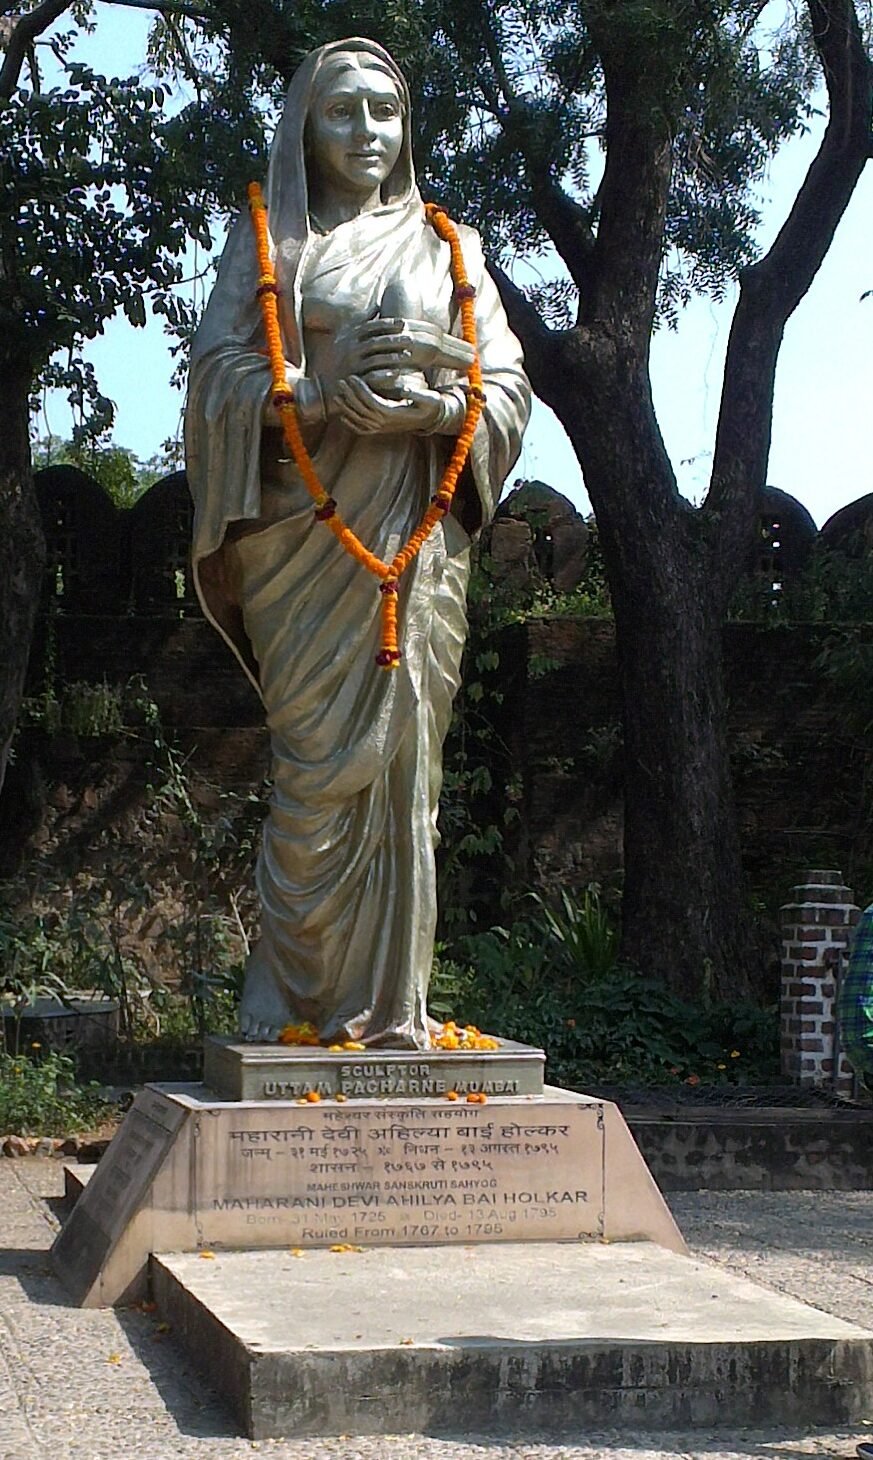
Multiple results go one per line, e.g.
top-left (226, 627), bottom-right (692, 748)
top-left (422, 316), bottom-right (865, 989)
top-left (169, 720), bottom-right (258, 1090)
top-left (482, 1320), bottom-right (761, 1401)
top-left (238, 957), bottom-right (294, 1044)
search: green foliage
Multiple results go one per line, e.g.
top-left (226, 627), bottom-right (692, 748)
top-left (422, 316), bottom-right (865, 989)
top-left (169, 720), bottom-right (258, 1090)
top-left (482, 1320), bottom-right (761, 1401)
top-left (4, 683), bottom-right (258, 1046)
top-left (730, 543), bottom-right (873, 626)
top-left (474, 512), bottom-right (613, 631)
top-left (0, 1048), bottom-right (110, 1137)
top-left (147, 735), bottom-right (261, 1038)
top-left (166, 0), bottom-right (826, 317)
top-left (437, 634), bottom-right (516, 935)
top-left (526, 885), bottom-right (619, 982)
top-left (814, 629), bottom-right (873, 737)
top-left (2, 17), bottom-right (259, 436)
top-left (432, 888), bottom-right (778, 1088)
top-left (23, 679), bottom-right (125, 738)
top-left (0, 912), bottom-right (81, 1017)
top-left (578, 722), bottom-right (623, 776)
top-left (5, 56), bottom-right (197, 365)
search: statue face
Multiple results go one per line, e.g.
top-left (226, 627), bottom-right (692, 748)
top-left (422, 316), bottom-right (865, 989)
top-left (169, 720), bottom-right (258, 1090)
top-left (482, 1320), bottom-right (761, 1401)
top-left (307, 63), bottom-right (404, 201)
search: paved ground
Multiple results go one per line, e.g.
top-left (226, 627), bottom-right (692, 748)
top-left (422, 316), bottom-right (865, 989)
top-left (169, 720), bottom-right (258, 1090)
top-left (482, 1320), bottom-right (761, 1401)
top-left (1, 1159), bottom-right (871, 1460)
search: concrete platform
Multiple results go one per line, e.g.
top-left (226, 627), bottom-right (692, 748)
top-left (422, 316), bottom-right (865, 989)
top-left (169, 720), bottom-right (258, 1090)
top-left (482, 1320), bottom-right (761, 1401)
top-left (151, 1241), bottom-right (873, 1440)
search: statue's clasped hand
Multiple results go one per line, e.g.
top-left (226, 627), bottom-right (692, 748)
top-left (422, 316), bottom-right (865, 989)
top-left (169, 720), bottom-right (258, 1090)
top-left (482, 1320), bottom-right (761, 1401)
top-left (351, 317), bottom-right (476, 377)
top-left (335, 375), bottom-right (449, 434)
top-left (327, 317), bottom-right (475, 435)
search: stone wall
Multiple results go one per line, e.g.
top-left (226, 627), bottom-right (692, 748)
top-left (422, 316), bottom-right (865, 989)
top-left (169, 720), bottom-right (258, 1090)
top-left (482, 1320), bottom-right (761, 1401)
top-left (489, 619), bottom-right (873, 930)
top-left (35, 467), bottom-right (195, 615)
top-left (18, 614), bottom-right (873, 902)
top-left (10, 611), bottom-right (873, 1023)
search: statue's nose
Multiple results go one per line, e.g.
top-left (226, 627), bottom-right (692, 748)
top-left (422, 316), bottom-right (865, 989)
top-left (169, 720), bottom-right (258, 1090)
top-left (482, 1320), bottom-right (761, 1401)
top-left (355, 103), bottom-right (378, 140)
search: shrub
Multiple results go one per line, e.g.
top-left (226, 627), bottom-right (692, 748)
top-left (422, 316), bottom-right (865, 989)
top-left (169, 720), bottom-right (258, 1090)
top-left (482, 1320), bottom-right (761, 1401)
top-left (0, 1049), bottom-right (111, 1136)
top-left (432, 889), bottom-right (779, 1089)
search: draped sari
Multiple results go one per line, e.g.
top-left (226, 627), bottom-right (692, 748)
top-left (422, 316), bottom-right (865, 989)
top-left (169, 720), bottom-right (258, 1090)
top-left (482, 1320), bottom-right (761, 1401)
top-left (185, 39), bottom-right (530, 1047)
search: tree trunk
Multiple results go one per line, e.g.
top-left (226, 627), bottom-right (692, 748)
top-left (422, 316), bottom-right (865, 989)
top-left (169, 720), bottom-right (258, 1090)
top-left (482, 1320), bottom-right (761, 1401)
top-left (492, 0), bottom-right (871, 1006)
top-left (554, 357), bottom-right (757, 1002)
top-left (610, 527), bottom-right (754, 1001)
top-left (0, 354), bottom-right (44, 795)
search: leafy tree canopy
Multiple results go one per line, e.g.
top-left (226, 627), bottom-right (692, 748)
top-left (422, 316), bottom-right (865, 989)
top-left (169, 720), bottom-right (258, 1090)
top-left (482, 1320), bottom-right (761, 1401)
top-left (157, 0), bottom-right (834, 325)
top-left (0, 0), bottom-right (259, 429)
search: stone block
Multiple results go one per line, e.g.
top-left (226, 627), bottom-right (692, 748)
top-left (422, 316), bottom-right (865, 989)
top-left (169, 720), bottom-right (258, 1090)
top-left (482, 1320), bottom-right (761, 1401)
top-left (203, 1036), bottom-right (544, 1103)
top-left (150, 1243), bottom-right (873, 1439)
top-left (52, 1082), bottom-right (685, 1307)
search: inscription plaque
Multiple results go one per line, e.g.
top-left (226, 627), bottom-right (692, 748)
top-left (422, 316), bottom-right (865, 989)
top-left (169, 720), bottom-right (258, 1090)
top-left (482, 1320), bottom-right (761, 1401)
top-left (196, 1098), bottom-right (605, 1247)
top-left (204, 1036), bottom-right (545, 1102)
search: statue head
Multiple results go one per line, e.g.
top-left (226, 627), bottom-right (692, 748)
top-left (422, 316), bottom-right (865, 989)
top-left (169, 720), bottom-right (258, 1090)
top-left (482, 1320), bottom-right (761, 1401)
top-left (264, 40), bottom-right (414, 233)
top-left (305, 48), bottom-right (406, 207)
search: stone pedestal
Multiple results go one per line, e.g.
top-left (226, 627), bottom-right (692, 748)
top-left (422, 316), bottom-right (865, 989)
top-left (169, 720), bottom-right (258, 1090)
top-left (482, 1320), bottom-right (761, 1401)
top-left (52, 1079), bottom-right (685, 1307)
top-left (203, 1033), bottom-right (544, 1101)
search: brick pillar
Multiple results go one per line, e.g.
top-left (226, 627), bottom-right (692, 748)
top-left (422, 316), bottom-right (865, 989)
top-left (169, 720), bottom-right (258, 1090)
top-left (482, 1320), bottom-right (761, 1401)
top-left (780, 869), bottom-right (860, 1090)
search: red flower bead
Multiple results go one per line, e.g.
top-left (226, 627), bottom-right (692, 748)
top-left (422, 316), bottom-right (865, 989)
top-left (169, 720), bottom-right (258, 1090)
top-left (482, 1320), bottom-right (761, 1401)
top-left (314, 497), bottom-right (337, 521)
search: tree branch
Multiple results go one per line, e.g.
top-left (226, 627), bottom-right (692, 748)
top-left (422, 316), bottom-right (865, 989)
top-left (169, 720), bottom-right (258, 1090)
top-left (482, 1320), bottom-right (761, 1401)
top-left (581, 6), bottom-right (674, 346)
top-left (0, 0), bottom-right (71, 100)
top-left (488, 262), bottom-right (565, 408)
top-left (467, 0), bottom-right (596, 293)
top-left (159, 7), bottom-right (204, 87)
top-left (706, 0), bottom-right (873, 554)
top-left (0, 0), bottom-right (212, 100)
top-left (747, 0), bottom-right (872, 319)
top-left (105, 0), bottom-right (209, 16)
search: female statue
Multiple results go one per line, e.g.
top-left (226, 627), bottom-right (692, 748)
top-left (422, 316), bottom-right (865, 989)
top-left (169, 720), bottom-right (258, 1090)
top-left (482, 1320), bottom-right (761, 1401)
top-left (185, 38), bottom-right (529, 1047)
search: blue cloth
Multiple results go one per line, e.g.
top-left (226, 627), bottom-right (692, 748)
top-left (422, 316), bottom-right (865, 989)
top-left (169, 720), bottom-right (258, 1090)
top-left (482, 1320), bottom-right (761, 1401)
top-left (838, 904), bottom-right (873, 1079)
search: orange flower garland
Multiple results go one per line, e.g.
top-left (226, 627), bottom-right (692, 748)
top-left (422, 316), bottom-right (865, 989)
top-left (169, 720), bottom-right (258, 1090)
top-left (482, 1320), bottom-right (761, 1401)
top-left (247, 183), bottom-right (485, 669)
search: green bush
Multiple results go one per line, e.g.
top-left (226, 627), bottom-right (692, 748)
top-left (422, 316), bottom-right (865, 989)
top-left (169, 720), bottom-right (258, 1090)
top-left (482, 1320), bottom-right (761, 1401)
top-left (0, 1049), bottom-right (111, 1136)
top-left (432, 890), bottom-right (779, 1089)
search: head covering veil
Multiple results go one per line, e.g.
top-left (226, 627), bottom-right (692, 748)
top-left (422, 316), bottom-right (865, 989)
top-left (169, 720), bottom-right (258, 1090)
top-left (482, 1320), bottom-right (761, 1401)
top-left (190, 38), bottom-right (419, 372)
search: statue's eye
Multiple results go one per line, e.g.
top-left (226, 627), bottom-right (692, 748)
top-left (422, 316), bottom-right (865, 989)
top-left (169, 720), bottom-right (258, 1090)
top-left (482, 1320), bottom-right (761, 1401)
top-left (375, 103), bottom-right (398, 119)
top-left (328, 103), bottom-right (350, 118)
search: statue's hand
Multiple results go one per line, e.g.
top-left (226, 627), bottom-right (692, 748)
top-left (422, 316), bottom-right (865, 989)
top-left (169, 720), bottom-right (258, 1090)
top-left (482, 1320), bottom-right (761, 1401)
top-left (318, 320), bottom-right (474, 418)
top-left (335, 376), bottom-right (448, 435)
top-left (355, 317), bottom-right (476, 375)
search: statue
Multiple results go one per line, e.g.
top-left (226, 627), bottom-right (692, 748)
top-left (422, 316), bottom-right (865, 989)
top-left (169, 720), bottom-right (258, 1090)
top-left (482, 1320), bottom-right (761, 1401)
top-left (185, 38), bottom-right (530, 1047)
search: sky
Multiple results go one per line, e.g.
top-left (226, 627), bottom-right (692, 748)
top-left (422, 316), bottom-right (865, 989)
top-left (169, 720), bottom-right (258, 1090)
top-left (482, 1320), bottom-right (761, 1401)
top-left (38, 5), bottom-right (873, 529)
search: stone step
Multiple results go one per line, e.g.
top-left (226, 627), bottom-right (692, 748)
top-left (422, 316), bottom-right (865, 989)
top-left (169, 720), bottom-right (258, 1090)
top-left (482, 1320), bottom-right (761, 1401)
top-left (151, 1241), bottom-right (873, 1441)
top-left (62, 1162), bottom-right (95, 1207)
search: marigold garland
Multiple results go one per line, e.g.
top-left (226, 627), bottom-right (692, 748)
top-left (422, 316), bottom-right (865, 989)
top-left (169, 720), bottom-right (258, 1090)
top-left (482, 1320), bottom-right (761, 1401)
top-left (247, 182), bottom-right (485, 669)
